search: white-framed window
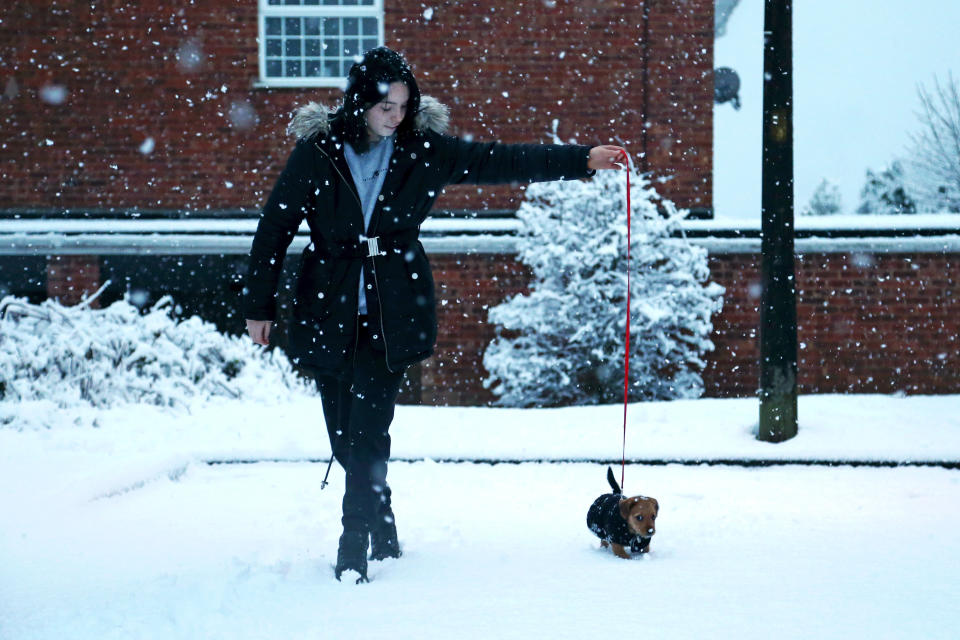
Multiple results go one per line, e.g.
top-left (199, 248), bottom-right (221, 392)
top-left (257, 0), bottom-right (383, 88)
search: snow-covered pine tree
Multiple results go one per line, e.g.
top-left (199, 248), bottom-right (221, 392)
top-left (802, 178), bottom-right (843, 216)
top-left (482, 168), bottom-right (724, 407)
top-left (857, 161), bottom-right (917, 214)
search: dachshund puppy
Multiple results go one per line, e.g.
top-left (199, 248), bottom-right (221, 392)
top-left (587, 467), bottom-right (659, 559)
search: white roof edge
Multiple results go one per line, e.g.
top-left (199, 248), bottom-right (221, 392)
top-left (0, 217), bottom-right (522, 235)
top-left (694, 235), bottom-right (960, 254)
top-left (3, 234), bottom-right (960, 256)
top-left (682, 213), bottom-right (960, 232)
top-left (2, 213), bottom-right (958, 235)
top-left (2, 215), bottom-right (960, 256)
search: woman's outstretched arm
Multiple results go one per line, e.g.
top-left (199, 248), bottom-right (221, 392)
top-left (430, 132), bottom-right (626, 186)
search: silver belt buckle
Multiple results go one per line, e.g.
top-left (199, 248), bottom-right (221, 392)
top-left (365, 236), bottom-right (381, 258)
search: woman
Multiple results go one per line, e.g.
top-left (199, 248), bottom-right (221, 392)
top-left (244, 47), bottom-right (626, 583)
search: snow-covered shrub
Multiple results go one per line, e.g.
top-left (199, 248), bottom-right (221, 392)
top-left (857, 161), bottom-right (918, 214)
top-left (482, 168), bottom-right (724, 407)
top-left (802, 178), bottom-right (843, 216)
top-left (0, 289), bottom-right (314, 416)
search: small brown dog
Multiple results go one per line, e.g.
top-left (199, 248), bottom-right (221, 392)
top-left (587, 467), bottom-right (659, 559)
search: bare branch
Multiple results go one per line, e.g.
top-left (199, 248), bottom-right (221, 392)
top-left (907, 73), bottom-right (960, 212)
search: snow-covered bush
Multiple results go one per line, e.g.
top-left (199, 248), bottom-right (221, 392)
top-left (0, 288), bottom-right (313, 416)
top-left (483, 168), bottom-right (724, 407)
top-left (857, 161), bottom-right (918, 214)
top-left (802, 178), bottom-right (843, 216)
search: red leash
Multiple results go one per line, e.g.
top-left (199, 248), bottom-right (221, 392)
top-left (619, 149), bottom-right (631, 491)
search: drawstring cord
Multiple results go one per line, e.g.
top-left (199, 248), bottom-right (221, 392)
top-left (320, 382), bottom-right (347, 490)
top-left (321, 454), bottom-right (334, 489)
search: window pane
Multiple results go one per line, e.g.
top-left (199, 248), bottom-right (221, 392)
top-left (342, 39), bottom-right (359, 57)
top-left (282, 0), bottom-right (300, 5)
top-left (262, 10), bottom-right (380, 80)
top-left (267, 0), bottom-right (281, 4)
top-left (303, 0), bottom-right (320, 4)
top-left (284, 17), bottom-right (301, 36)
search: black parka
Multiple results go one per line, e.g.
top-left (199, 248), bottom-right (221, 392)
top-left (244, 96), bottom-right (596, 375)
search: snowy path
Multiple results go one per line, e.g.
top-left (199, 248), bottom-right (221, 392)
top-left (3, 461), bottom-right (958, 639)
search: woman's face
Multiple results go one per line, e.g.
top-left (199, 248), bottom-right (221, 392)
top-left (365, 81), bottom-right (410, 140)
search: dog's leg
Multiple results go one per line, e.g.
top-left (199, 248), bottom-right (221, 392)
top-left (600, 539), bottom-right (610, 548)
top-left (632, 538), bottom-right (652, 554)
top-left (611, 543), bottom-right (631, 559)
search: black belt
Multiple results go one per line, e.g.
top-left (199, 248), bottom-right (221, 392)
top-left (321, 228), bottom-right (419, 258)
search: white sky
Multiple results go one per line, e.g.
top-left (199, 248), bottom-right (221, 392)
top-left (713, 0), bottom-right (960, 218)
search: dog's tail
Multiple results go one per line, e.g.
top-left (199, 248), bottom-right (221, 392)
top-left (606, 466), bottom-right (622, 494)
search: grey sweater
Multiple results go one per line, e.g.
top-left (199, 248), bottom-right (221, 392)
top-left (344, 134), bottom-right (395, 314)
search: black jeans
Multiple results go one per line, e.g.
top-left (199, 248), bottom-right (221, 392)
top-left (313, 318), bottom-right (405, 534)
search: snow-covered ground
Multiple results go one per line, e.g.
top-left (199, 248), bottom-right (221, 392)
top-left (2, 393), bottom-right (959, 638)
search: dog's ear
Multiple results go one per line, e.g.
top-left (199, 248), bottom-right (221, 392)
top-left (619, 497), bottom-right (637, 520)
top-left (652, 499), bottom-right (659, 514)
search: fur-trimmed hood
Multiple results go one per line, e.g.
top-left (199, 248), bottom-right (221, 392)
top-left (286, 95), bottom-right (450, 140)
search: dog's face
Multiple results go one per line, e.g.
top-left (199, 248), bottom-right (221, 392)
top-left (619, 496), bottom-right (659, 538)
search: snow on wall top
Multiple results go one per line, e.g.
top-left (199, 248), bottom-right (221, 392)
top-left (1, 215), bottom-right (960, 256)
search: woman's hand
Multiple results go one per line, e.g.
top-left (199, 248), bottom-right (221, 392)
top-left (588, 145), bottom-right (629, 171)
top-left (246, 319), bottom-right (272, 346)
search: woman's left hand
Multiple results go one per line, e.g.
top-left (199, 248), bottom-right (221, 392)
top-left (588, 145), bottom-right (629, 171)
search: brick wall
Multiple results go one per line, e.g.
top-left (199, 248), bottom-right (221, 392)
top-left (416, 249), bottom-right (960, 404)
top-left (704, 251), bottom-right (960, 397)
top-left (46, 255), bottom-right (101, 307)
top-left (21, 244), bottom-right (960, 403)
top-left (418, 253), bottom-right (532, 405)
top-left (0, 0), bottom-right (713, 214)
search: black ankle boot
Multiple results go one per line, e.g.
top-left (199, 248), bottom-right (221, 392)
top-left (370, 507), bottom-right (401, 561)
top-left (335, 531), bottom-right (369, 583)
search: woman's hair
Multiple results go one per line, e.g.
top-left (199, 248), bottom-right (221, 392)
top-left (331, 47), bottom-right (421, 153)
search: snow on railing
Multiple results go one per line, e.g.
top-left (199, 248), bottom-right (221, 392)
top-left (1, 214), bottom-right (959, 255)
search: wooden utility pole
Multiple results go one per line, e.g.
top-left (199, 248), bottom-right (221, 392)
top-left (758, 0), bottom-right (798, 442)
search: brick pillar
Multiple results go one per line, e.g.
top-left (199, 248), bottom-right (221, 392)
top-left (46, 255), bottom-right (101, 307)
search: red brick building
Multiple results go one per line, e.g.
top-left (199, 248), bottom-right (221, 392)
top-left (0, 0), bottom-right (713, 214)
top-left (3, 1), bottom-right (959, 404)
